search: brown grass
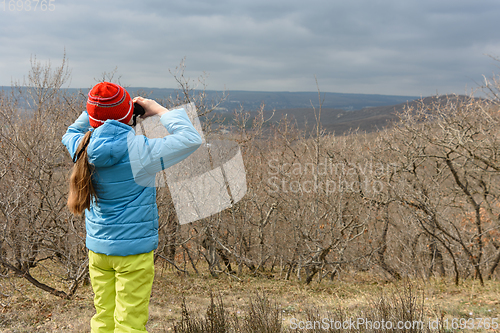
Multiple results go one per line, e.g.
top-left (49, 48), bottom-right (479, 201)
top-left (1, 260), bottom-right (500, 332)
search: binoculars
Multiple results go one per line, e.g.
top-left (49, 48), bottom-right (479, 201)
top-left (132, 102), bottom-right (145, 126)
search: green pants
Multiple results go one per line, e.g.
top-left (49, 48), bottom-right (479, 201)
top-left (88, 250), bottom-right (155, 333)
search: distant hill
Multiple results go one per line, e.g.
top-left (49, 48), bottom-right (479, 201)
top-left (199, 90), bottom-right (419, 111)
top-left (0, 86), bottom-right (419, 112)
top-left (258, 95), bottom-right (473, 135)
top-left (1, 85), bottom-right (437, 136)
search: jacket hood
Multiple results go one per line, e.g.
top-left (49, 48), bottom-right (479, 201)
top-left (87, 120), bottom-right (134, 168)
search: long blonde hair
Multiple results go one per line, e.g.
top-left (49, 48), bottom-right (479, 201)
top-left (67, 130), bottom-right (97, 215)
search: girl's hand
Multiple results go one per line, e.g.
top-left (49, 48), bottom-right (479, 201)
top-left (132, 97), bottom-right (169, 118)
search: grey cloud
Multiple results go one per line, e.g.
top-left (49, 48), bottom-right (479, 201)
top-left (1, 0), bottom-right (499, 95)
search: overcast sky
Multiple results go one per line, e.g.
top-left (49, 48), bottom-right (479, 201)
top-left (1, 0), bottom-right (499, 96)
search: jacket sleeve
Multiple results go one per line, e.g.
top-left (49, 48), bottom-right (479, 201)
top-left (61, 111), bottom-right (92, 159)
top-left (128, 108), bottom-right (203, 180)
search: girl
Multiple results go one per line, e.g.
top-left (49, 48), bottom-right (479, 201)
top-left (62, 82), bottom-right (202, 332)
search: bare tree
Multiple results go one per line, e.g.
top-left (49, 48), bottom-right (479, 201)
top-left (0, 55), bottom-right (88, 299)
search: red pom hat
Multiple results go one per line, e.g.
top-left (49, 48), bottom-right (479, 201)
top-left (87, 82), bottom-right (133, 128)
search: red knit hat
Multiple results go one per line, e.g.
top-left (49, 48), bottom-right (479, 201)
top-left (87, 82), bottom-right (133, 128)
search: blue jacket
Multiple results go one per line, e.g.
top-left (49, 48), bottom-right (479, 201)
top-left (62, 108), bottom-right (202, 256)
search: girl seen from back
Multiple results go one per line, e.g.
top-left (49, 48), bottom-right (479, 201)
top-left (62, 82), bottom-right (202, 332)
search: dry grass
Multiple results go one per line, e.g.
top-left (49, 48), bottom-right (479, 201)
top-left (1, 261), bottom-right (500, 332)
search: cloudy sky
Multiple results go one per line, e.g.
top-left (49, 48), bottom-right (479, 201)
top-left (1, 0), bottom-right (499, 96)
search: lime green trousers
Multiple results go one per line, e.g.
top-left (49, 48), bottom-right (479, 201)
top-left (88, 250), bottom-right (155, 333)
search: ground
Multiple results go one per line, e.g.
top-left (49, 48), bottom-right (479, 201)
top-left (1, 263), bottom-right (500, 332)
